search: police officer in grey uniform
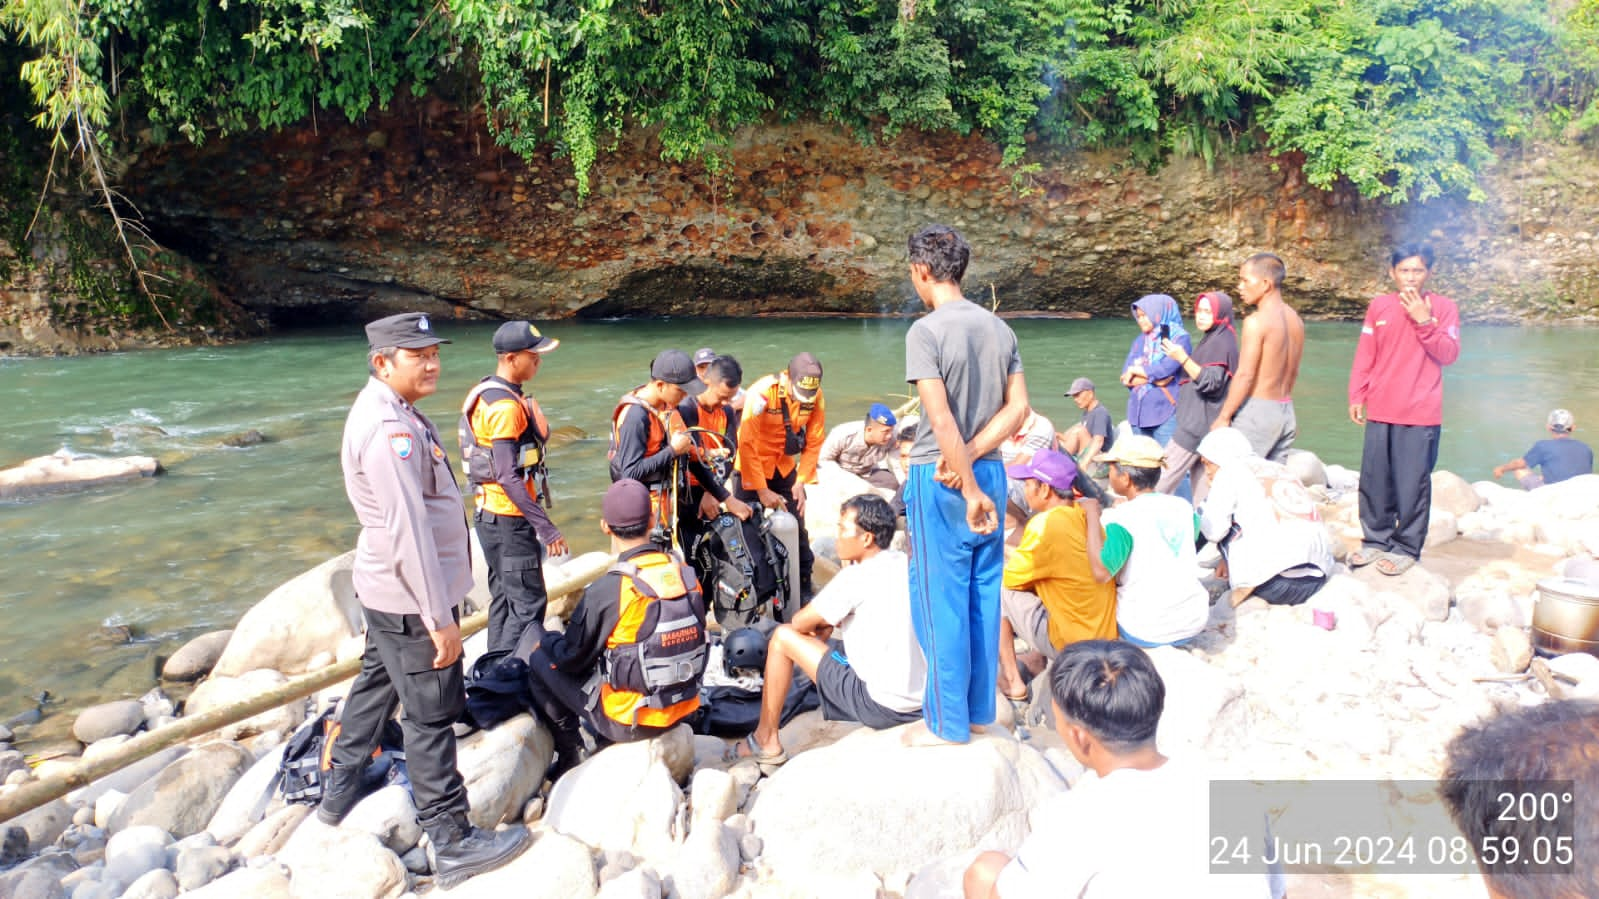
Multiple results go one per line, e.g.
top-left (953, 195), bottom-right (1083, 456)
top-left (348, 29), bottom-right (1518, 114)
top-left (321, 312), bottom-right (528, 888)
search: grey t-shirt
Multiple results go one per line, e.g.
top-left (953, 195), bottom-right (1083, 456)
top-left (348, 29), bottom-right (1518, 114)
top-left (905, 299), bottom-right (1023, 465)
top-left (1083, 404), bottom-right (1115, 452)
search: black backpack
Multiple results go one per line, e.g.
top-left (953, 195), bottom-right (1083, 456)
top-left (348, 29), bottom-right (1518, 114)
top-left (275, 701), bottom-right (405, 806)
top-left (692, 513), bottom-right (763, 630)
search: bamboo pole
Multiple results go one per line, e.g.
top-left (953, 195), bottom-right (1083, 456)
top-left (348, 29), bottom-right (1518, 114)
top-left (0, 551), bottom-right (615, 824)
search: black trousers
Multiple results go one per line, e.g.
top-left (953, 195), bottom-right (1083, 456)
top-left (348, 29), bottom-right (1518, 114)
top-left (517, 632), bottom-right (672, 747)
top-left (331, 607), bottom-right (467, 823)
top-left (735, 468), bottom-right (814, 600)
top-left (1358, 421), bottom-right (1440, 560)
top-left (475, 509), bottom-right (549, 655)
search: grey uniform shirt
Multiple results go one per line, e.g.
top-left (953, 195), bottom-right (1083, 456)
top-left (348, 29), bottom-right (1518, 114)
top-left (905, 299), bottom-right (1023, 465)
top-left (341, 378), bottom-right (472, 632)
top-left (819, 421), bottom-right (893, 477)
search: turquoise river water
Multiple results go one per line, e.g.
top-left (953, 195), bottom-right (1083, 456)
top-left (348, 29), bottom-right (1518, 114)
top-left (0, 318), bottom-right (1589, 732)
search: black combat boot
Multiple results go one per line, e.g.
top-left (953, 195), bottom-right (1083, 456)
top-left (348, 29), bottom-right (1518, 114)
top-left (545, 724), bottom-right (589, 785)
top-left (316, 762), bottom-right (368, 826)
top-left (422, 810), bottom-right (530, 890)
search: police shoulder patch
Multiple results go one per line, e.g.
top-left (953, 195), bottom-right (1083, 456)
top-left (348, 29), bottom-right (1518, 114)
top-left (389, 433), bottom-right (415, 459)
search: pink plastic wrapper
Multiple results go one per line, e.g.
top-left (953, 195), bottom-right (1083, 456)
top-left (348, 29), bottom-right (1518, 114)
top-left (1313, 609), bottom-right (1337, 631)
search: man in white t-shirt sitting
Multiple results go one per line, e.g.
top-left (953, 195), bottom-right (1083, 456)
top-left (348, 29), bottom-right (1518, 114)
top-left (963, 640), bottom-right (1278, 899)
top-left (733, 494), bottom-right (925, 772)
top-left (1092, 436), bottom-right (1209, 647)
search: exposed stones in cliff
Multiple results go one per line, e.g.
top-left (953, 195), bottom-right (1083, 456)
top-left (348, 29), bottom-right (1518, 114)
top-left (118, 97), bottom-right (1599, 329)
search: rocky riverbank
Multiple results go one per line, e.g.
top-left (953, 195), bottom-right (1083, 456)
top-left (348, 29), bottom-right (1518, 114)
top-left (3, 466), bottom-right (1598, 898)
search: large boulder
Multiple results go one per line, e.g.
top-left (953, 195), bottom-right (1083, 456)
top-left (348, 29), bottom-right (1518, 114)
top-left (183, 669), bottom-right (306, 742)
top-left (68, 746), bottom-right (189, 807)
top-left (163, 630), bottom-right (234, 682)
top-left (104, 825), bottom-right (174, 888)
top-left (73, 700), bottom-right (146, 744)
top-left (1144, 646), bottom-right (1247, 758)
top-left (1355, 562), bottom-right (1452, 622)
top-left (234, 804), bottom-right (311, 858)
top-left (343, 785), bottom-right (421, 855)
top-left (1529, 474), bottom-right (1599, 521)
top-left (212, 552), bottom-right (363, 678)
top-left (277, 818), bottom-right (406, 899)
top-left (0, 451), bottom-right (162, 500)
top-left (439, 831), bottom-right (596, 899)
top-left (205, 743), bottom-right (288, 845)
top-left (665, 822), bottom-right (740, 899)
top-left (458, 712), bottom-right (554, 830)
top-left (749, 728), bottom-right (1066, 885)
top-left (183, 866), bottom-right (292, 899)
top-left (12, 798), bottom-right (74, 853)
top-left (108, 742), bottom-right (255, 837)
top-left (1430, 470), bottom-right (1482, 517)
top-left (546, 731), bottom-right (691, 859)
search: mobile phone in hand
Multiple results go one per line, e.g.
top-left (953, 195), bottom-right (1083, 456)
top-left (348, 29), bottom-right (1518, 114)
top-left (1159, 324), bottom-right (1170, 341)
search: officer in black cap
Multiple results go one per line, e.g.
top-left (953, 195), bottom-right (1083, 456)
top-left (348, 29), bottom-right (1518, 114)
top-left (327, 312), bottom-right (528, 888)
top-left (461, 321), bottom-right (566, 655)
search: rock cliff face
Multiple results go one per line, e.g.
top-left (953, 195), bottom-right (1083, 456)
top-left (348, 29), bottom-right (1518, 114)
top-left (95, 99), bottom-right (1599, 331)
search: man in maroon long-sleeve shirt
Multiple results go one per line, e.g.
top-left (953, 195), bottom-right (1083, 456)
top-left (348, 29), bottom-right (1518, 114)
top-left (1347, 244), bottom-right (1462, 574)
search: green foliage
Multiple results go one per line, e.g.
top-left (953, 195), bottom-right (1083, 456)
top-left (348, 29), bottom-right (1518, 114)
top-left (2, 0), bottom-right (1598, 208)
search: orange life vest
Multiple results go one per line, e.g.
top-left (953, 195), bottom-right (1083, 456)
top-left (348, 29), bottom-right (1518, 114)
top-left (599, 552), bottom-right (708, 728)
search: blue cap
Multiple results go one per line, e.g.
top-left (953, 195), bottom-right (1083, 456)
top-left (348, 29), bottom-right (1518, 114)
top-left (867, 403), bottom-right (897, 428)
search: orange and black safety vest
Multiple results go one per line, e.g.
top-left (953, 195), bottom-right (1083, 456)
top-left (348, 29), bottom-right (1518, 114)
top-left (600, 551), bottom-right (708, 728)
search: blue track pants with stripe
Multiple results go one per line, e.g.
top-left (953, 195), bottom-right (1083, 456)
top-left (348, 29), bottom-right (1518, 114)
top-left (905, 459), bottom-right (1005, 742)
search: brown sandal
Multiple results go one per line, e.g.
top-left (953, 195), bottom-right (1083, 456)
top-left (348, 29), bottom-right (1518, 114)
top-left (1375, 553), bottom-right (1416, 576)
top-left (1347, 548), bottom-right (1381, 568)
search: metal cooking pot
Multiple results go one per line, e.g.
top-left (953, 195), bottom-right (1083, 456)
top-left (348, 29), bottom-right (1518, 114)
top-left (1531, 577), bottom-right (1599, 658)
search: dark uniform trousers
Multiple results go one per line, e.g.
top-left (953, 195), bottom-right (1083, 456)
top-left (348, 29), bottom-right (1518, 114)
top-left (1358, 421), bottom-right (1441, 561)
top-left (514, 628), bottom-right (673, 748)
top-left (474, 509), bottom-right (549, 655)
top-left (332, 606), bottom-right (468, 824)
top-left (734, 468), bottom-right (815, 602)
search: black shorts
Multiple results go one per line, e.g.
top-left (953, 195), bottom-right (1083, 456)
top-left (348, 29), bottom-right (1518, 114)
top-left (815, 645), bottom-right (920, 731)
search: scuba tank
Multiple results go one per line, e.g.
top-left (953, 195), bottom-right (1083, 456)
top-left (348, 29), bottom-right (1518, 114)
top-left (764, 508), bottom-right (803, 619)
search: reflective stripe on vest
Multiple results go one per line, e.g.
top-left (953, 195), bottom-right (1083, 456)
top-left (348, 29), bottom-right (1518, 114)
top-left (600, 553), bottom-right (707, 728)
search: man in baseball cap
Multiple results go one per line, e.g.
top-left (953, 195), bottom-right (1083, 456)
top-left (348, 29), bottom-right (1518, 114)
top-left (610, 351), bottom-right (722, 549)
top-left (366, 311), bottom-right (450, 349)
top-left (737, 351), bottom-right (827, 605)
top-left (996, 447), bottom-right (1117, 734)
top-left (462, 320), bottom-right (566, 656)
top-left (491, 320), bottom-right (559, 354)
top-left (519, 477), bottom-right (709, 772)
top-left (331, 311), bottom-right (530, 886)
top-left (819, 400), bottom-right (901, 493)
top-left (1493, 408), bottom-right (1594, 489)
top-left (1059, 376), bottom-right (1115, 479)
top-left (1092, 435), bottom-right (1209, 649)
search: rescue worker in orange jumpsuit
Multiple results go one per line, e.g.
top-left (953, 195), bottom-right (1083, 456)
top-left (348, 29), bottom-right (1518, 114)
top-left (736, 352), bottom-right (826, 605)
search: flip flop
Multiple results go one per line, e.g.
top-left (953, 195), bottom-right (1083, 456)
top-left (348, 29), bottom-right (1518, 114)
top-left (726, 733), bottom-right (787, 775)
top-left (1347, 548), bottom-right (1381, 568)
top-left (1375, 553), bottom-right (1416, 576)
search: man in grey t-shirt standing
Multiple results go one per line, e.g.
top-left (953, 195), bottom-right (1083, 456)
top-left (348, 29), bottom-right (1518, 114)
top-left (901, 225), bottom-right (1030, 746)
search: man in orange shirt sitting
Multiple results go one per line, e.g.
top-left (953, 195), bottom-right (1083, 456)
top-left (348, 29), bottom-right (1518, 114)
top-left (997, 448), bottom-right (1116, 717)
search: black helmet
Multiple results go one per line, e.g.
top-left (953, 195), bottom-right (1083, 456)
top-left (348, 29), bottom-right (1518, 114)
top-left (722, 627), bottom-right (768, 676)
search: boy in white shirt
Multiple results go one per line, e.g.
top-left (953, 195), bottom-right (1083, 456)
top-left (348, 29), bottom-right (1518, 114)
top-left (1091, 436), bottom-right (1209, 647)
top-left (963, 640), bottom-right (1277, 899)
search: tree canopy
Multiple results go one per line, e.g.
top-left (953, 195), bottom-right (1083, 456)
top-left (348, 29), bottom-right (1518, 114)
top-left (3, 0), bottom-right (1597, 204)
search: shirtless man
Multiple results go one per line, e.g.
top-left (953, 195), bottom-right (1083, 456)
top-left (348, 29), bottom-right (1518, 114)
top-left (1209, 253), bottom-right (1302, 462)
